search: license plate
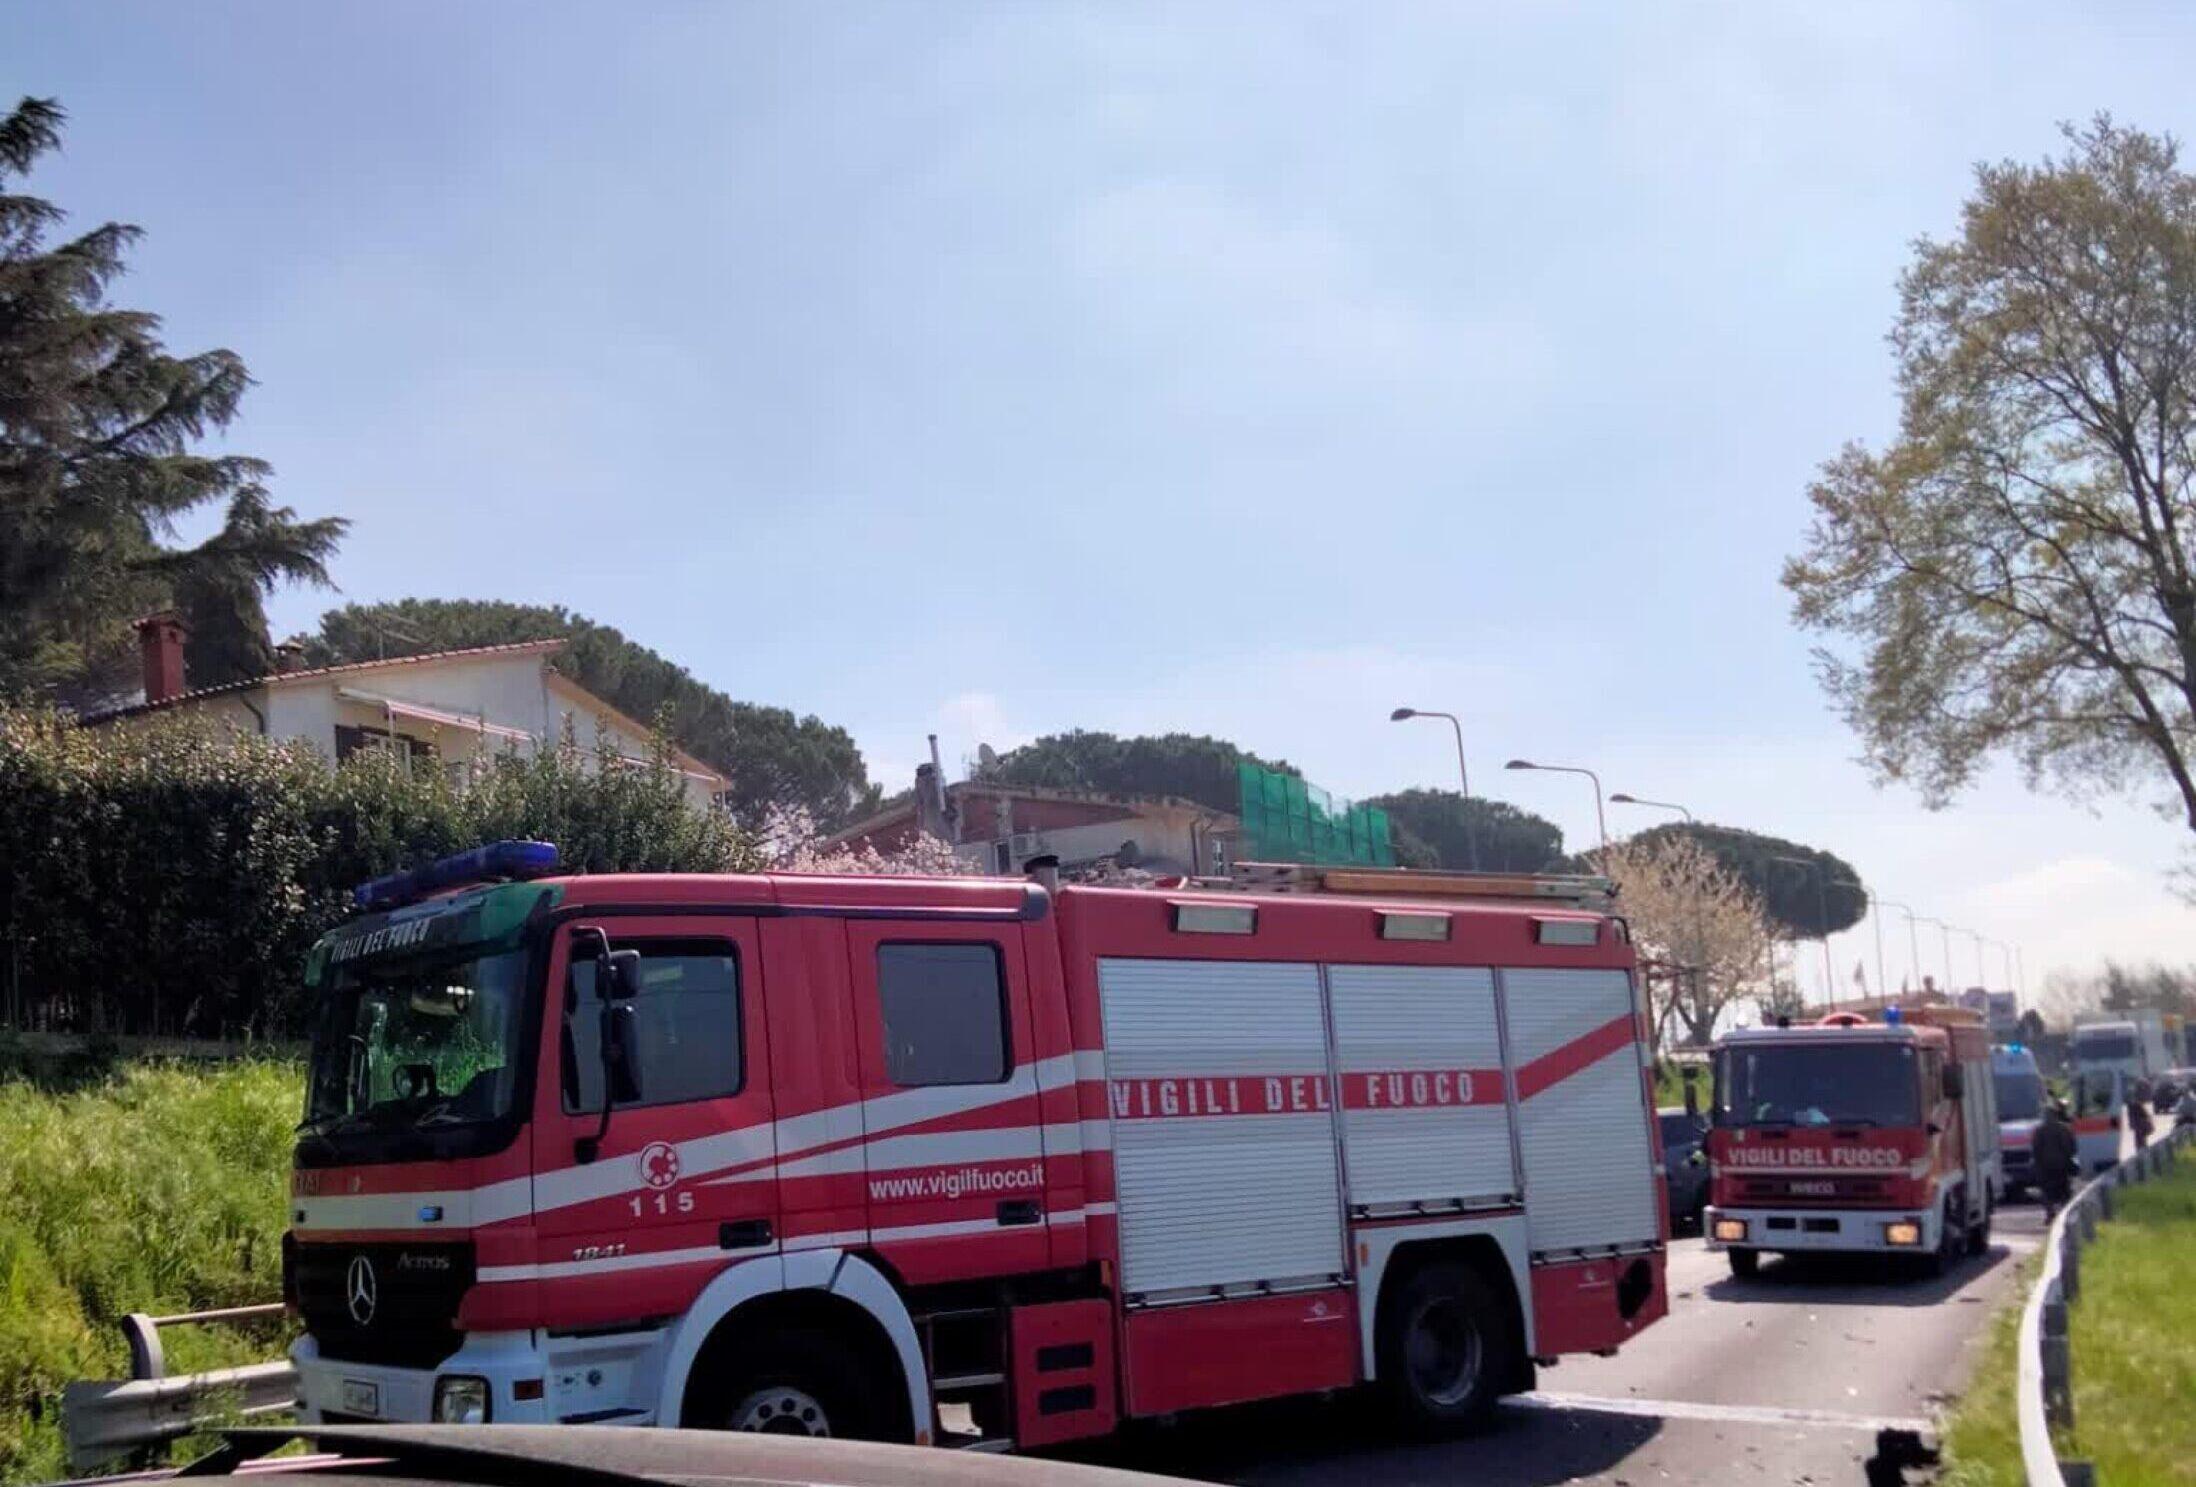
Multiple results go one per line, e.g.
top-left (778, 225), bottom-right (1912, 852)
top-left (340, 1380), bottom-right (380, 1417)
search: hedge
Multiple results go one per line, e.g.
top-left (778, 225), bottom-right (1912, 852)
top-left (0, 707), bottom-right (758, 1039)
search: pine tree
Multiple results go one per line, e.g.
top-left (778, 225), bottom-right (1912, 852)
top-left (0, 97), bottom-right (344, 703)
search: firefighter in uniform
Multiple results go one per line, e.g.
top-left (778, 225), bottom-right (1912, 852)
top-left (2032, 1100), bottom-right (2079, 1220)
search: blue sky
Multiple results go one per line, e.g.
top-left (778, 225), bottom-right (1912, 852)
top-left (12, 3), bottom-right (2195, 994)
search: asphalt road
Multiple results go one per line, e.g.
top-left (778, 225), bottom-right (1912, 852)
top-left (1071, 1204), bottom-right (2048, 1487)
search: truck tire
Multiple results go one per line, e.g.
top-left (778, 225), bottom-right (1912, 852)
top-left (1377, 1261), bottom-right (1518, 1436)
top-left (697, 1330), bottom-right (888, 1441)
top-left (1966, 1194), bottom-right (1993, 1257)
top-left (1917, 1195), bottom-right (1962, 1279)
top-left (1725, 1247), bottom-right (1760, 1279)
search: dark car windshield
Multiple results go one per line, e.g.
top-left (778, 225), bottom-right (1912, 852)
top-left (1713, 1042), bottom-right (1920, 1128)
top-left (1995, 1069), bottom-right (2045, 1121)
top-left (2074, 1030), bottom-right (2136, 1061)
top-left (304, 948), bottom-right (530, 1133)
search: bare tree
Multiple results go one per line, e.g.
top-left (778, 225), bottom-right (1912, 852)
top-left (1604, 834), bottom-right (1775, 1046)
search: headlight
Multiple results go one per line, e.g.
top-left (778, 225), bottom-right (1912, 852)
top-left (1883, 1221), bottom-right (1923, 1247)
top-left (433, 1375), bottom-right (491, 1424)
top-left (1712, 1218), bottom-right (1748, 1243)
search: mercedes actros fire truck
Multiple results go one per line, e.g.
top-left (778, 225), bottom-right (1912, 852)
top-left (1704, 1005), bottom-right (1998, 1278)
top-left (284, 842), bottom-right (1668, 1450)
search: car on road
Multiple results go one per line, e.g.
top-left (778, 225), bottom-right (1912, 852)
top-left (1659, 1108), bottom-right (1711, 1231)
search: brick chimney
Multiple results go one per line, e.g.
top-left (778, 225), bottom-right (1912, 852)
top-left (134, 611), bottom-right (190, 704)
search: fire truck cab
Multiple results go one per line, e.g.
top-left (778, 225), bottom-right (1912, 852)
top-left (285, 844), bottom-right (1667, 1450)
top-left (1704, 1006), bottom-right (1997, 1278)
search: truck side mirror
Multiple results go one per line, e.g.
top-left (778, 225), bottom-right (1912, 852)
top-left (607, 949), bottom-right (643, 1001)
top-left (1682, 1065), bottom-right (1701, 1117)
top-left (1942, 1063), bottom-right (1965, 1100)
top-left (604, 1001), bottom-right (643, 1104)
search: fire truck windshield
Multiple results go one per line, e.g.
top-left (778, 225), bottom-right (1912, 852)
top-left (1713, 1042), bottom-right (1920, 1128)
top-left (302, 947), bottom-right (530, 1139)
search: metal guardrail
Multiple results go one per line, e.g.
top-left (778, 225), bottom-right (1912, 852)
top-left (2016, 1120), bottom-right (2191, 1487)
top-left (62, 1304), bottom-right (296, 1474)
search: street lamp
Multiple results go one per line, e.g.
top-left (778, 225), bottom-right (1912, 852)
top-left (1832, 877), bottom-right (1884, 1006)
top-left (1609, 793), bottom-right (1695, 824)
top-left (1878, 900), bottom-right (1923, 997)
top-left (1914, 916), bottom-right (1957, 998)
top-left (1504, 759), bottom-right (1609, 855)
top-left (1958, 927), bottom-right (1988, 991)
top-left (1768, 854), bottom-right (1835, 1006)
top-left (1390, 708), bottom-right (1478, 870)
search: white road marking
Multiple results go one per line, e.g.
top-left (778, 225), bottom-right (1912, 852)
top-left (1510, 1390), bottom-right (1934, 1437)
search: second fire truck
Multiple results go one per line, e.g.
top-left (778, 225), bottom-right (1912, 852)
top-left (1704, 1005), bottom-right (1999, 1277)
top-left (284, 844), bottom-right (1668, 1449)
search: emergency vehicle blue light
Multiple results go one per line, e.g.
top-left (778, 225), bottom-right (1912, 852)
top-left (352, 840), bottom-right (561, 910)
top-left (1883, 1006), bottom-right (1903, 1024)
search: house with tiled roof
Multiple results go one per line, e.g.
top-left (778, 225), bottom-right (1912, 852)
top-left (83, 613), bottom-right (729, 810)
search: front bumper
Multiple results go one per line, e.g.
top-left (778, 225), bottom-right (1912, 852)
top-left (292, 1325), bottom-right (671, 1426)
top-left (1703, 1204), bottom-right (1940, 1256)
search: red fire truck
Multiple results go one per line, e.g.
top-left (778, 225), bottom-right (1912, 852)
top-left (285, 843), bottom-right (1668, 1449)
top-left (1703, 1005), bottom-right (1998, 1278)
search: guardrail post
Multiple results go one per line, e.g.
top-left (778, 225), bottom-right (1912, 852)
top-left (119, 1314), bottom-right (163, 1381)
top-left (2063, 1461), bottom-right (2096, 1486)
top-left (2041, 1294), bottom-right (2074, 1431)
top-left (2097, 1180), bottom-right (2114, 1220)
top-left (2060, 1231), bottom-right (2079, 1304)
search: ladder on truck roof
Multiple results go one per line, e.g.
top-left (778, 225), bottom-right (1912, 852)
top-left (1225, 860), bottom-right (1617, 909)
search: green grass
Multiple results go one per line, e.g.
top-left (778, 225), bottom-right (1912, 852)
top-left (1652, 1059), bottom-right (1706, 1111)
top-left (0, 1060), bottom-right (301, 1483)
top-left (2058, 1162), bottom-right (2196, 1484)
top-left (1938, 1254), bottom-right (2033, 1486)
top-left (1942, 1158), bottom-right (2196, 1487)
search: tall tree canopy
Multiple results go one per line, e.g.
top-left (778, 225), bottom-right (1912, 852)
top-left (1623, 822), bottom-right (1866, 939)
top-left (1363, 787), bottom-right (1567, 873)
top-left (0, 98), bottom-right (343, 703)
top-left (971, 730), bottom-right (1295, 816)
top-left (1786, 119), bottom-right (2196, 842)
top-left (303, 598), bottom-right (878, 831)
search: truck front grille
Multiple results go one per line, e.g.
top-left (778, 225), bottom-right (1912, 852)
top-left (295, 1240), bottom-right (475, 1369)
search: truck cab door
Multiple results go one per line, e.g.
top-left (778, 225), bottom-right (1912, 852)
top-left (527, 917), bottom-right (778, 1329)
top-left (846, 920), bottom-right (1051, 1284)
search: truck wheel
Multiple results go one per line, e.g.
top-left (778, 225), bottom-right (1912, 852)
top-left (1917, 1197), bottom-right (1961, 1279)
top-left (1725, 1248), bottom-right (1760, 1279)
top-left (1377, 1261), bottom-right (1518, 1436)
top-left (701, 1331), bottom-right (884, 1441)
top-left (1966, 1194), bottom-right (1993, 1257)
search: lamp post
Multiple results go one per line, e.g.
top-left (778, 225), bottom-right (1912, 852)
top-left (1832, 878), bottom-right (1884, 1007)
top-left (1879, 900), bottom-right (1922, 997)
top-left (1768, 854), bottom-right (1835, 1006)
top-left (1915, 916), bottom-right (1956, 998)
top-left (1958, 927), bottom-right (1988, 991)
top-left (1390, 708), bottom-right (1478, 870)
top-left (1608, 793), bottom-right (1694, 825)
top-left (1504, 759), bottom-right (1609, 856)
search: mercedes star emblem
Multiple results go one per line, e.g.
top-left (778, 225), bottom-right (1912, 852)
top-left (346, 1254), bottom-right (378, 1326)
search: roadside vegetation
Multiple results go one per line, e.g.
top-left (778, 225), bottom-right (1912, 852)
top-left (0, 1057), bottom-right (301, 1484)
top-left (1942, 1161), bottom-right (2196, 1485)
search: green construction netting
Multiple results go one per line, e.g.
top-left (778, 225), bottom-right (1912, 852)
top-left (1236, 761), bottom-right (1396, 867)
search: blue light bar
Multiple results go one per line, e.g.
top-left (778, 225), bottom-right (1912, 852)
top-left (1883, 1006), bottom-right (1903, 1024)
top-left (353, 840), bottom-right (561, 911)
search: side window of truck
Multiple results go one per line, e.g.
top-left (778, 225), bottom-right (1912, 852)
top-left (877, 941), bottom-right (1012, 1086)
top-left (564, 939), bottom-right (743, 1112)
